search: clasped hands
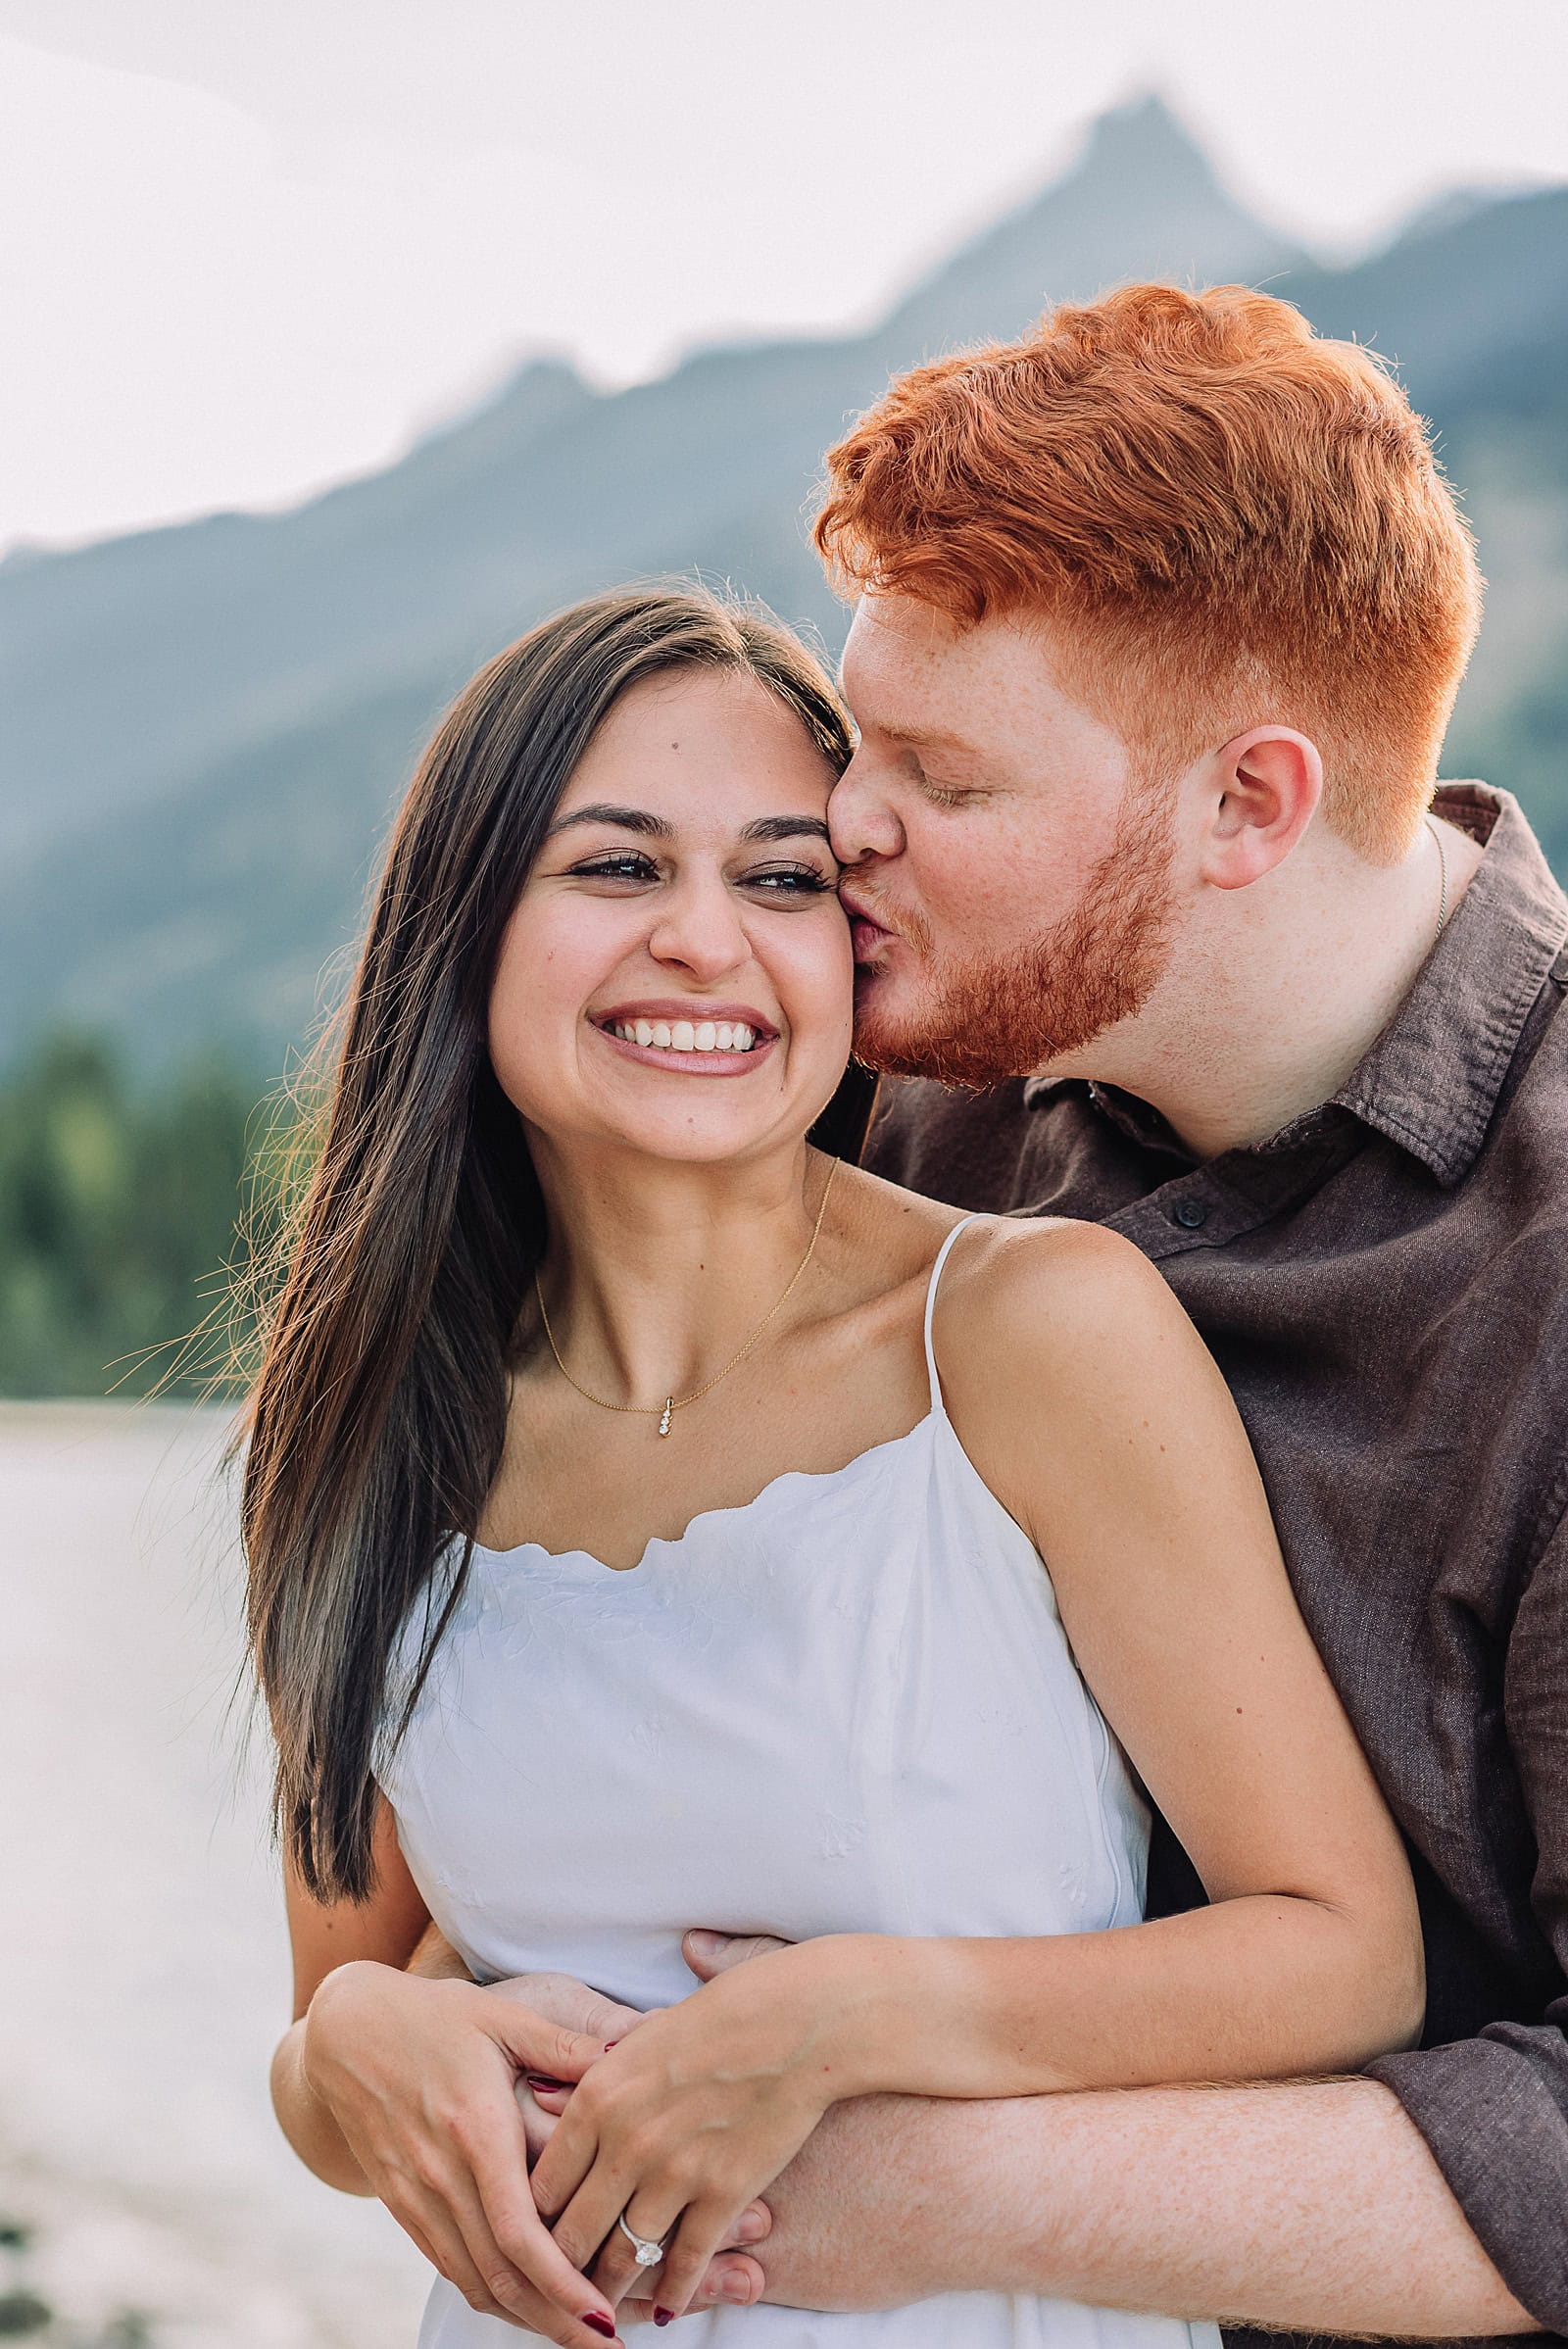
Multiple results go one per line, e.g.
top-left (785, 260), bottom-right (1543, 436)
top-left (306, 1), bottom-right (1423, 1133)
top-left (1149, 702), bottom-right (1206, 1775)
top-left (533, 1929), bottom-right (875, 2325)
top-left (304, 1925), bottom-right (896, 2339)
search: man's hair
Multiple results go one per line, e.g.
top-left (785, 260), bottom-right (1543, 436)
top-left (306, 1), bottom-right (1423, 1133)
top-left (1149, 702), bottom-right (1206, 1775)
top-left (814, 283), bottom-right (1483, 861)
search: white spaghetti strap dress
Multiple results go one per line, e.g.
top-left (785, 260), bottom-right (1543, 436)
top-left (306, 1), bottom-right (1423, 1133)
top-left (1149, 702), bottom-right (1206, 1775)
top-left (378, 1218), bottom-right (1222, 2349)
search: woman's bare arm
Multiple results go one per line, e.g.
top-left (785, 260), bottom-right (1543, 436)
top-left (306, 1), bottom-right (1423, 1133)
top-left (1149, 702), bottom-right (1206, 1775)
top-left (821, 1214), bottom-right (1425, 2098)
top-left (273, 1791), bottom-right (620, 2345)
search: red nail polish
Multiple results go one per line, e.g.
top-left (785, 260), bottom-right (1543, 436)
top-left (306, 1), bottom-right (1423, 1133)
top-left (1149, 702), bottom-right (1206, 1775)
top-left (583, 2318), bottom-right (616, 2340)
top-left (654, 2312), bottom-right (674, 2329)
top-left (524, 2075), bottom-right (572, 2091)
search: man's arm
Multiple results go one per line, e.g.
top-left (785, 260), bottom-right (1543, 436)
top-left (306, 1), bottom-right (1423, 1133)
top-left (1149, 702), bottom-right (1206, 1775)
top-left (740, 2078), bottom-right (1536, 2337)
top-left (687, 1439), bottom-right (1568, 2340)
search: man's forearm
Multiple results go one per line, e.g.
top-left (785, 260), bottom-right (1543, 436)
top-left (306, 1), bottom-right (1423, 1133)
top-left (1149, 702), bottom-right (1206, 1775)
top-left (406, 1920), bottom-right (474, 1981)
top-left (760, 2078), bottom-right (1538, 2338)
top-left (270, 2014), bottom-right (372, 2195)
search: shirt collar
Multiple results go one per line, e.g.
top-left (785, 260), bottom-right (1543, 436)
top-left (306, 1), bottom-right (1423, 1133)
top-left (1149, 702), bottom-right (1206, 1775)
top-left (1025, 787), bottom-right (1568, 1189)
top-left (1332, 785), bottom-right (1568, 1185)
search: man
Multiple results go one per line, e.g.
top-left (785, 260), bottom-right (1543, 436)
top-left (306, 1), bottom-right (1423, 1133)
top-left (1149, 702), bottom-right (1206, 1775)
top-left (324, 282), bottom-right (1568, 2342)
top-left (662, 281), bottom-right (1567, 2343)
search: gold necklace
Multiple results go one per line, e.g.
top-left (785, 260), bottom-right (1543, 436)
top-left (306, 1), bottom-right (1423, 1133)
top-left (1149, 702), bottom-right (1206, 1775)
top-left (533, 1156), bottom-right (839, 1438)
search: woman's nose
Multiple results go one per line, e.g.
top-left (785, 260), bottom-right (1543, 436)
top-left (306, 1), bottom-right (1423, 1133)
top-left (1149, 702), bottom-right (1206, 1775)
top-left (827, 752), bottom-right (905, 865)
top-left (647, 879), bottom-right (750, 980)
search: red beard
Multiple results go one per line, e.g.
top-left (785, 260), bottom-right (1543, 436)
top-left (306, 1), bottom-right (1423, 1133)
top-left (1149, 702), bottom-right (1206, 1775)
top-left (851, 783), bottom-right (1176, 1087)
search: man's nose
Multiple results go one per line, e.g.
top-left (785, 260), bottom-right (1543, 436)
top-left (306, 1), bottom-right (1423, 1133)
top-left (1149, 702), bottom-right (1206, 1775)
top-left (828, 752), bottom-right (905, 865)
top-left (648, 877), bottom-right (750, 980)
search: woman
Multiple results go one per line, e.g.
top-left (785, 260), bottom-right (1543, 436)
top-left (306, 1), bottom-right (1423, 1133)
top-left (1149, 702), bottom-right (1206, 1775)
top-left (251, 588), bottom-right (1422, 2349)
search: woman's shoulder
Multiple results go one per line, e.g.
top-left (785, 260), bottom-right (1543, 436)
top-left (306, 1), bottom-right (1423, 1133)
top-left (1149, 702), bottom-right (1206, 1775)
top-left (931, 1210), bottom-right (1202, 1422)
top-left (925, 1214), bottom-right (1219, 1547)
top-left (832, 1158), bottom-right (1168, 1317)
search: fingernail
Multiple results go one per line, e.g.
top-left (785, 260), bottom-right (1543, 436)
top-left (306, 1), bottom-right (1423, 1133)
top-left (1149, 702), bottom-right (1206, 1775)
top-left (686, 1929), bottom-right (718, 1953)
top-left (722, 2270), bottom-right (752, 2304)
top-left (582, 2319), bottom-right (616, 2341)
top-left (524, 2074), bottom-right (572, 2092)
top-left (654, 2313), bottom-right (674, 2329)
top-left (737, 2207), bottom-right (767, 2242)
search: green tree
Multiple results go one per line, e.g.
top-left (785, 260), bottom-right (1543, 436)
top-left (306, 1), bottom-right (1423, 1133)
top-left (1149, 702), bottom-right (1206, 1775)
top-left (0, 1033), bottom-right (262, 1397)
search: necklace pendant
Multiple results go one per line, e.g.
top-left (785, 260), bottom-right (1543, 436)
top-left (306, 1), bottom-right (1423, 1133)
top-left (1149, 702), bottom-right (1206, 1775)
top-left (658, 1396), bottom-right (674, 1438)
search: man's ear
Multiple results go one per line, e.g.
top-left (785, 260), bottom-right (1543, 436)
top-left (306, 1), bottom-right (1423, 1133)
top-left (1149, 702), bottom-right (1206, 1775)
top-left (1200, 727), bottom-right (1323, 892)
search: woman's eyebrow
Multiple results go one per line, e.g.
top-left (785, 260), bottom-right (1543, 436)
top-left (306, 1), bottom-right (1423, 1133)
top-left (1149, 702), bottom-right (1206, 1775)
top-left (548, 807), bottom-right (832, 847)
top-left (546, 803), bottom-right (669, 839)
top-left (740, 815), bottom-right (834, 846)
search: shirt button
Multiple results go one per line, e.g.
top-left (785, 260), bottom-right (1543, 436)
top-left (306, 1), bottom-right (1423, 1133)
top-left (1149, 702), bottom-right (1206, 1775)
top-left (1172, 1199), bottom-right (1208, 1230)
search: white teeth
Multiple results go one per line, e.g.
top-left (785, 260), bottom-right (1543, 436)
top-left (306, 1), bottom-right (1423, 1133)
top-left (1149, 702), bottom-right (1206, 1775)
top-left (608, 1017), bottom-right (762, 1053)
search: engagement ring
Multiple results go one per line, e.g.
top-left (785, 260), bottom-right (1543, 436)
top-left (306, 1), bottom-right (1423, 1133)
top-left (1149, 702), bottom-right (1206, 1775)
top-left (616, 2211), bottom-right (667, 2269)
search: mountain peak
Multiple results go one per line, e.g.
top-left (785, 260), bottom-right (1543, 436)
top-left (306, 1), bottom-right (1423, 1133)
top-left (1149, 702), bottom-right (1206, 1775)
top-left (881, 92), bottom-right (1308, 358)
top-left (1077, 90), bottom-right (1214, 173)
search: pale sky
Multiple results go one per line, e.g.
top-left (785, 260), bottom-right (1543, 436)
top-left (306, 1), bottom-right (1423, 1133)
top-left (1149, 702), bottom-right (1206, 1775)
top-left (3, 0), bottom-right (1566, 556)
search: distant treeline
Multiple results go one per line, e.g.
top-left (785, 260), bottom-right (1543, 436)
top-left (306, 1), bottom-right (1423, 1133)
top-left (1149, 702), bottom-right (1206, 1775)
top-left (0, 1033), bottom-right (271, 1399)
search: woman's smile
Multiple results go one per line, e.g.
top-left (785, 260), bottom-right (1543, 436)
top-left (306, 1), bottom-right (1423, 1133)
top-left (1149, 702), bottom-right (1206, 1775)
top-left (590, 999), bottom-right (778, 1075)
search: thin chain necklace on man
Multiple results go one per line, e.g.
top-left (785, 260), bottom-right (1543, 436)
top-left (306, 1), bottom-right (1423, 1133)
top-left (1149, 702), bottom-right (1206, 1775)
top-left (1426, 809), bottom-right (1450, 941)
top-left (534, 1155), bottom-right (839, 1438)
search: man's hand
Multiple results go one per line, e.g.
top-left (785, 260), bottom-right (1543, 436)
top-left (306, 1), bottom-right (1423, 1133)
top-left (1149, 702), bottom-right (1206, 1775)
top-left (485, 1972), bottom-right (645, 2164)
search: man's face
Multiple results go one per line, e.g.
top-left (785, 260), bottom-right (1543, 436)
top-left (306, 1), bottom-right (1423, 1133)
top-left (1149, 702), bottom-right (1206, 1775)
top-left (830, 594), bottom-right (1178, 1086)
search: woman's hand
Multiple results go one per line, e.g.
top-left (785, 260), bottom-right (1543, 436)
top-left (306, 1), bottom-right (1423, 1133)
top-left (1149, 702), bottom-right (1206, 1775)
top-left (302, 1959), bottom-right (622, 2343)
top-left (530, 1937), bottom-right (870, 2324)
top-left (485, 1970), bottom-right (644, 2162)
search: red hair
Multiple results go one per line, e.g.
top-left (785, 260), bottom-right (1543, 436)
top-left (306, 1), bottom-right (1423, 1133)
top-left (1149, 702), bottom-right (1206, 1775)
top-left (815, 283), bottom-right (1482, 861)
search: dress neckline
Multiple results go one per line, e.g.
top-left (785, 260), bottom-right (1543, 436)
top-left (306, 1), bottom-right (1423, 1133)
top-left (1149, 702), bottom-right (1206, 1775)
top-left (470, 1406), bottom-right (940, 1578)
top-left (470, 1213), bottom-right (989, 1580)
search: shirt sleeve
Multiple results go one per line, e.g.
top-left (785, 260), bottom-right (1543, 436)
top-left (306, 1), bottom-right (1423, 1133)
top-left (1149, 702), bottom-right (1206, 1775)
top-left (1368, 1495), bottom-right (1568, 2333)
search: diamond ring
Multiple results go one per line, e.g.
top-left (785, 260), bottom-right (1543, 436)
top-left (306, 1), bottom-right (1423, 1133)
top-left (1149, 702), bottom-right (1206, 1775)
top-left (616, 2211), bottom-right (667, 2270)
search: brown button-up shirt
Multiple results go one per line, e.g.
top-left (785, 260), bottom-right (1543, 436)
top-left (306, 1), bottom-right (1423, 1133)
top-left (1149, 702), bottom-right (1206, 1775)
top-left (861, 785), bottom-right (1568, 2343)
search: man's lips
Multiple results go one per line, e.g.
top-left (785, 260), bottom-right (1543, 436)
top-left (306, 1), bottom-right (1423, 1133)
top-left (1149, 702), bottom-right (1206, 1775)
top-left (839, 889), bottom-right (901, 966)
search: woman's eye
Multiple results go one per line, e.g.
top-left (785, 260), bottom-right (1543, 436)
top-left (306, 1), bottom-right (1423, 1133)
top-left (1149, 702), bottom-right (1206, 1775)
top-left (571, 853), bottom-right (659, 883)
top-left (743, 866), bottom-right (834, 897)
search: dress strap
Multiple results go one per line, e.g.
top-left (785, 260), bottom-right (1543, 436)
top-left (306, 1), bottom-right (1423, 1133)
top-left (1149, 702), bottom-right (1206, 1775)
top-left (922, 1215), bottom-right (984, 1414)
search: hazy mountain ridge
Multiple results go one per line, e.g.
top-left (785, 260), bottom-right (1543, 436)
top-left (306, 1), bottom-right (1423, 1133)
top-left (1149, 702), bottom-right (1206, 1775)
top-left (3, 96), bottom-right (1565, 1072)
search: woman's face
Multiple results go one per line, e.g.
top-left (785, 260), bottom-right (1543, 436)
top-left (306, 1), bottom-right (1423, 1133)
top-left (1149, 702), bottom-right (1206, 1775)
top-left (489, 667), bottom-right (854, 1169)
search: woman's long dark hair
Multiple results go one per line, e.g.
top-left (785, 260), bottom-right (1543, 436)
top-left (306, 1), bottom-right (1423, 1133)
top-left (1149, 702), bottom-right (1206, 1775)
top-left (242, 587), bottom-right (866, 1902)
